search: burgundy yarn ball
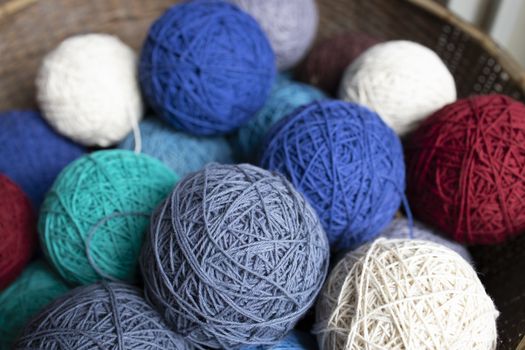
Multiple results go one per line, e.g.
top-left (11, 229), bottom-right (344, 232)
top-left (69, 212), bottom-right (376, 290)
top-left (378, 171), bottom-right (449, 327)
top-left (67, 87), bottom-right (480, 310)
top-left (0, 174), bottom-right (36, 290)
top-left (406, 94), bottom-right (525, 244)
top-left (295, 31), bottom-right (380, 96)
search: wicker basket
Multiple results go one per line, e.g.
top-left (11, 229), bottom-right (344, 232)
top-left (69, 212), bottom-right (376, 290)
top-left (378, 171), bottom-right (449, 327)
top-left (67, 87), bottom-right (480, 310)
top-left (1, 0), bottom-right (525, 348)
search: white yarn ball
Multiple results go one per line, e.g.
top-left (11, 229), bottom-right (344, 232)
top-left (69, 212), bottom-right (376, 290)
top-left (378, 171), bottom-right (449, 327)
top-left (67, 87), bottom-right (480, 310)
top-left (339, 40), bottom-right (456, 135)
top-left (315, 239), bottom-right (498, 350)
top-left (36, 34), bottom-right (142, 147)
top-left (230, 0), bottom-right (318, 71)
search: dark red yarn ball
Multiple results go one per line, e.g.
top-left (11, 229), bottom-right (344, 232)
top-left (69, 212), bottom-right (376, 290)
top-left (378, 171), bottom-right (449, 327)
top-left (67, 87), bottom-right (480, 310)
top-left (295, 31), bottom-right (381, 96)
top-left (406, 94), bottom-right (525, 244)
top-left (0, 174), bottom-right (36, 290)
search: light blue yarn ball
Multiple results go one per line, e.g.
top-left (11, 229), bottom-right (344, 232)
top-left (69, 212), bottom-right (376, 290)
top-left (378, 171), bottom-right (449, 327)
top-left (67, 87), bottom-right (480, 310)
top-left (244, 331), bottom-right (317, 350)
top-left (119, 119), bottom-right (234, 177)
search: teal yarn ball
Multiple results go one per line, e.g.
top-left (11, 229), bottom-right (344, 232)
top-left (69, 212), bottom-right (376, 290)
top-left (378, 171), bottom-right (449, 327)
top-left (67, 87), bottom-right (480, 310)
top-left (244, 331), bottom-right (317, 350)
top-left (119, 118), bottom-right (234, 177)
top-left (0, 260), bottom-right (69, 350)
top-left (39, 150), bottom-right (178, 286)
top-left (234, 76), bottom-right (326, 161)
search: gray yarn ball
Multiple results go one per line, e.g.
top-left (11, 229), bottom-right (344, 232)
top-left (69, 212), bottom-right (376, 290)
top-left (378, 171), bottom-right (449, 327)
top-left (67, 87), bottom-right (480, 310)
top-left (140, 163), bottom-right (330, 349)
top-left (14, 282), bottom-right (190, 350)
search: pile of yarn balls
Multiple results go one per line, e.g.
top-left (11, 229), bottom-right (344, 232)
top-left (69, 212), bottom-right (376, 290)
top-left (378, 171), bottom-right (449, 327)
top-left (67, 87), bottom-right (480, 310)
top-left (6, 0), bottom-right (525, 349)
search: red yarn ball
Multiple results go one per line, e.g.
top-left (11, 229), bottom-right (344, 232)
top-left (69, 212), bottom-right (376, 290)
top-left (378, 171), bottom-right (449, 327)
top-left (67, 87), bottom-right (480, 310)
top-left (406, 94), bottom-right (525, 244)
top-left (0, 174), bottom-right (36, 289)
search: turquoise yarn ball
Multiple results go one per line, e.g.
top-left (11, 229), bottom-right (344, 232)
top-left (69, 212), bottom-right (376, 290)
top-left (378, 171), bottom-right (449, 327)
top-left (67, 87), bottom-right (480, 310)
top-left (119, 118), bottom-right (234, 177)
top-left (39, 150), bottom-right (178, 285)
top-left (0, 261), bottom-right (69, 350)
top-left (244, 331), bottom-right (317, 350)
top-left (234, 76), bottom-right (326, 161)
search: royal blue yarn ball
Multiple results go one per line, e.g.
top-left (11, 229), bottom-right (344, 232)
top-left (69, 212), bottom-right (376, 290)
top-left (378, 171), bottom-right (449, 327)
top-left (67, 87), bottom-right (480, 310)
top-left (260, 101), bottom-right (405, 251)
top-left (139, 0), bottom-right (276, 136)
top-left (243, 331), bottom-right (317, 350)
top-left (234, 75), bottom-right (326, 161)
top-left (119, 118), bottom-right (234, 177)
top-left (0, 111), bottom-right (84, 207)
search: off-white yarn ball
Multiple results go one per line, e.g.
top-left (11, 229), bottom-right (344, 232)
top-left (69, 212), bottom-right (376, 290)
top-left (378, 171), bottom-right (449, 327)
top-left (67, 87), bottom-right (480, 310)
top-left (36, 34), bottom-right (142, 147)
top-left (339, 40), bottom-right (456, 135)
top-left (315, 239), bottom-right (498, 350)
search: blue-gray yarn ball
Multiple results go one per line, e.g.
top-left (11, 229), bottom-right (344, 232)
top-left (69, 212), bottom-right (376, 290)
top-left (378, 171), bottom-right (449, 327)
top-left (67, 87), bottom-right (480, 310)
top-left (14, 282), bottom-right (190, 350)
top-left (140, 163), bottom-right (330, 349)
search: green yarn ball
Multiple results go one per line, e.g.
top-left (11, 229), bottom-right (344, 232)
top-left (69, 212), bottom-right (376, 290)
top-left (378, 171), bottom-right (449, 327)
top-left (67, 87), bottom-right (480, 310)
top-left (0, 261), bottom-right (69, 350)
top-left (39, 150), bottom-right (178, 285)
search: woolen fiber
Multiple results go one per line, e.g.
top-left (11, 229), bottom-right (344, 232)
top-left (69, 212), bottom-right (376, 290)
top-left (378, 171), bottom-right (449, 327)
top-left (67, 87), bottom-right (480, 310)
top-left (244, 331), bottom-right (317, 350)
top-left (339, 40), bottom-right (456, 135)
top-left (234, 75), bottom-right (326, 161)
top-left (260, 100), bottom-right (405, 251)
top-left (140, 163), bottom-right (330, 349)
top-left (230, 0), bottom-right (318, 70)
top-left (119, 118), bottom-right (234, 177)
top-left (296, 31), bottom-right (380, 96)
top-left (37, 33), bottom-right (143, 147)
top-left (406, 94), bottom-right (525, 244)
top-left (0, 110), bottom-right (84, 206)
top-left (0, 175), bottom-right (35, 291)
top-left (14, 282), bottom-right (190, 350)
top-left (139, 0), bottom-right (275, 136)
top-left (0, 261), bottom-right (69, 350)
top-left (39, 150), bottom-right (178, 286)
top-left (314, 239), bottom-right (498, 350)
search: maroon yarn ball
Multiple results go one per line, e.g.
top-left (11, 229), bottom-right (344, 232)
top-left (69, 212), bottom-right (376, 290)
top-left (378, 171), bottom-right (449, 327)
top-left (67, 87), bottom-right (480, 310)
top-left (295, 31), bottom-right (380, 96)
top-left (0, 174), bottom-right (36, 290)
top-left (406, 94), bottom-right (525, 244)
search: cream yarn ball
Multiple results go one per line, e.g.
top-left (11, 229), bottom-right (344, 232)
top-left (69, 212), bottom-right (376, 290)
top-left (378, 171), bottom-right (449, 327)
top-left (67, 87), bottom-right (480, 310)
top-left (315, 239), bottom-right (498, 350)
top-left (339, 40), bottom-right (456, 135)
top-left (36, 34), bottom-right (142, 147)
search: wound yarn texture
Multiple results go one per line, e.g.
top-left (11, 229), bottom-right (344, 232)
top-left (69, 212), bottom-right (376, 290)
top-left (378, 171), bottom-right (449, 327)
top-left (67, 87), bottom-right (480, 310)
top-left (37, 34), bottom-right (143, 146)
top-left (139, 0), bottom-right (275, 136)
top-left (315, 239), bottom-right (498, 350)
top-left (339, 40), bottom-right (456, 135)
top-left (406, 94), bottom-right (525, 244)
top-left (243, 331), bottom-right (317, 350)
top-left (0, 175), bottom-right (35, 290)
top-left (140, 163), bottom-right (330, 349)
top-left (230, 0), bottom-right (318, 70)
top-left (260, 100), bottom-right (405, 251)
top-left (39, 150), bottom-right (178, 286)
top-left (119, 118), bottom-right (234, 177)
top-left (14, 282), bottom-right (190, 350)
top-left (0, 110), bottom-right (84, 207)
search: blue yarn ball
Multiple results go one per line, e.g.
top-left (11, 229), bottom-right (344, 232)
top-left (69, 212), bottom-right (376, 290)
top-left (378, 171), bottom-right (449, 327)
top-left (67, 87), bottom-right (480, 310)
top-left (243, 331), bottom-right (317, 350)
top-left (0, 111), bottom-right (84, 207)
top-left (119, 118), bottom-right (234, 177)
top-left (260, 101), bottom-right (405, 251)
top-left (234, 75), bottom-right (326, 161)
top-left (139, 0), bottom-right (276, 136)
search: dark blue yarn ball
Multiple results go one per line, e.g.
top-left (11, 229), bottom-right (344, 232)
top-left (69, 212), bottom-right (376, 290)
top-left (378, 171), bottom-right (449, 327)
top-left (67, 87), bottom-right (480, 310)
top-left (260, 101), bottom-right (405, 251)
top-left (139, 0), bottom-right (276, 136)
top-left (0, 111), bottom-right (85, 207)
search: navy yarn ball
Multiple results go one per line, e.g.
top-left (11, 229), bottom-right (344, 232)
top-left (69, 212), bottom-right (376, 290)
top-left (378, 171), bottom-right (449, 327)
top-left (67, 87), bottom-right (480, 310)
top-left (260, 101), bottom-right (405, 251)
top-left (0, 111), bottom-right (84, 207)
top-left (139, 0), bottom-right (276, 136)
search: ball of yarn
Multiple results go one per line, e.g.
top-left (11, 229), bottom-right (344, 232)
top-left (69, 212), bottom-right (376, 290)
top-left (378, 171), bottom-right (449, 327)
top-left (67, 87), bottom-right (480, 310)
top-left (119, 118), bottom-right (234, 177)
top-left (296, 31), bottom-right (380, 96)
top-left (0, 175), bottom-right (35, 291)
top-left (139, 0), bottom-right (275, 136)
top-left (260, 100), bottom-right (405, 251)
top-left (230, 0), bottom-right (318, 70)
top-left (14, 282), bottom-right (189, 350)
top-left (37, 33), bottom-right (142, 146)
top-left (39, 150), bottom-right (178, 285)
top-left (244, 331), bottom-right (317, 350)
top-left (406, 94), bottom-right (525, 244)
top-left (0, 110), bottom-right (84, 206)
top-left (339, 40), bottom-right (456, 135)
top-left (379, 217), bottom-right (473, 264)
top-left (234, 75), bottom-right (326, 161)
top-left (315, 239), bottom-right (498, 350)
top-left (0, 261), bottom-right (69, 350)
top-left (140, 163), bottom-right (329, 348)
